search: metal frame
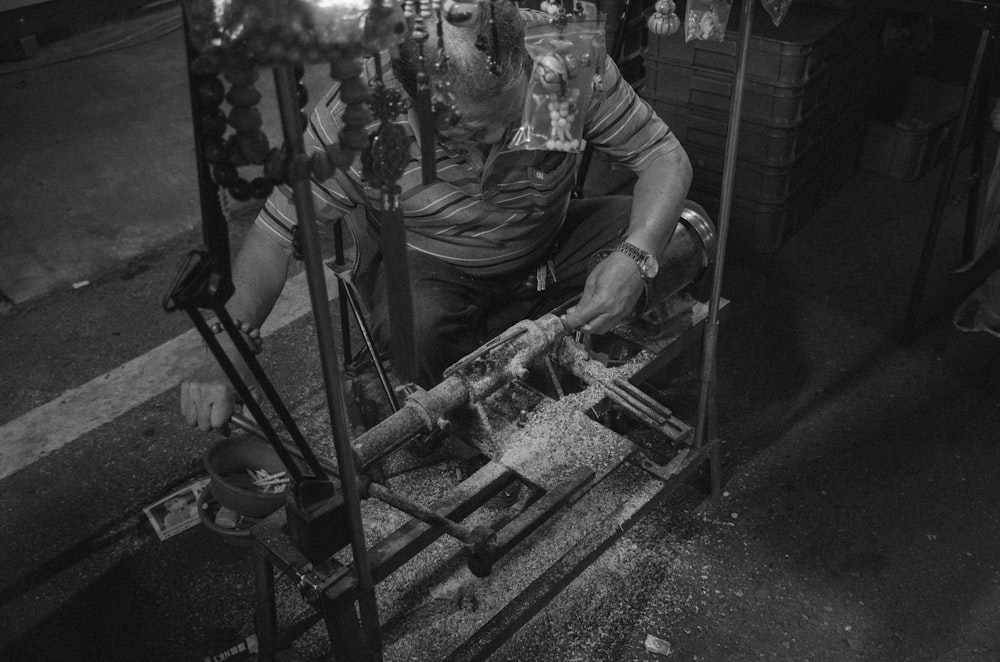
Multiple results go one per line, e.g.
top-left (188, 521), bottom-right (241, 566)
top-left (163, 0), bottom-right (770, 657)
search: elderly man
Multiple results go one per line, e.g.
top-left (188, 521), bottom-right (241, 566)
top-left (180, 2), bottom-right (691, 433)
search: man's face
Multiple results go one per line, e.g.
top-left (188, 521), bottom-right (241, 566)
top-left (436, 77), bottom-right (527, 145)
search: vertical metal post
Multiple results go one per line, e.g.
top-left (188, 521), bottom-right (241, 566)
top-left (694, 0), bottom-right (756, 498)
top-left (902, 25), bottom-right (993, 339)
top-left (272, 63), bottom-right (384, 660)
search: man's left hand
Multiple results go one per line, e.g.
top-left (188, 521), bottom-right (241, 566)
top-left (563, 252), bottom-right (645, 334)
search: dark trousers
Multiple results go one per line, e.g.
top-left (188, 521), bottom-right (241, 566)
top-left (370, 196), bottom-right (633, 387)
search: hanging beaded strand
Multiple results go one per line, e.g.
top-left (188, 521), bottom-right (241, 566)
top-left (190, 52), bottom-right (280, 203)
top-left (431, 0), bottom-right (458, 127)
top-left (474, 1), bottom-right (502, 76)
top-left (362, 55), bottom-right (412, 202)
top-left (409, 0), bottom-right (437, 183)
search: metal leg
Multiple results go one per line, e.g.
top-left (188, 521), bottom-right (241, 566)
top-left (902, 25), bottom-right (994, 340)
top-left (321, 594), bottom-right (366, 661)
top-left (254, 554), bottom-right (279, 662)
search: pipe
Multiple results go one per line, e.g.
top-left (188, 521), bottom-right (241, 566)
top-left (694, 0), bottom-right (756, 496)
top-left (272, 63), bottom-right (384, 660)
top-left (352, 314), bottom-right (568, 466)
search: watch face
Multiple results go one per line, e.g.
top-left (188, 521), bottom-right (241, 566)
top-left (642, 256), bottom-right (659, 279)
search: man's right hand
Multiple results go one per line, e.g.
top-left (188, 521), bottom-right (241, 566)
top-left (180, 357), bottom-right (260, 433)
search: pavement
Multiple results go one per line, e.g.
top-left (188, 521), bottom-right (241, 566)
top-left (2, 3), bottom-right (1000, 662)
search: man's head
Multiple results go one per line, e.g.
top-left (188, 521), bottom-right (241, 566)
top-left (394, 1), bottom-right (529, 143)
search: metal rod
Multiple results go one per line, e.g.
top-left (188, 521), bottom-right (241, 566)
top-left (604, 388), bottom-right (664, 430)
top-left (341, 277), bottom-right (400, 411)
top-left (608, 381), bottom-right (669, 424)
top-left (231, 412), bottom-right (341, 479)
top-left (333, 221), bottom-right (354, 362)
top-left (191, 312), bottom-right (306, 483)
top-left (694, 0), bottom-right (755, 456)
top-left (214, 307), bottom-right (328, 478)
top-left (180, 6), bottom-right (232, 294)
top-left (367, 482), bottom-right (477, 543)
top-left (272, 63), bottom-right (384, 660)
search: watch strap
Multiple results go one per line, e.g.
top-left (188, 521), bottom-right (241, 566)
top-left (614, 241), bottom-right (655, 280)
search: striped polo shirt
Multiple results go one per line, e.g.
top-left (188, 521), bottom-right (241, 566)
top-left (256, 10), bottom-right (682, 278)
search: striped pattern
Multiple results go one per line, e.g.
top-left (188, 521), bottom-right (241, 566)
top-left (257, 10), bottom-right (682, 278)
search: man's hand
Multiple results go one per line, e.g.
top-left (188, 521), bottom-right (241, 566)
top-left (180, 355), bottom-right (260, 433)
top-left (563, 252), bottom-right (645, 334)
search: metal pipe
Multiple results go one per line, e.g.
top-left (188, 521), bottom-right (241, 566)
top-left (272, 63), bottom-right (384, 660)
top-left (341, 277), bottom-right (399, 411)
top-left (694, 0), bottom-right (755, 489)
top-left (193, 313), bottom-right (306, 483)
top-left (352, 314), bottom-right (568, 466)
top-left (366, 482), bottom-right (476, 543)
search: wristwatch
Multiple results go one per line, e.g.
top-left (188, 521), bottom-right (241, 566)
top-left (613, 241), bottom-right (659, 281)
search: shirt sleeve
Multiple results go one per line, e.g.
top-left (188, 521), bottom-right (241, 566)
top-left (254, 82), bottom-right (369, 246)
top-left (583, 55), bottom-right (684, 174)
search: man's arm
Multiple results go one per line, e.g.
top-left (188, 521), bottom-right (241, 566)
top-left (180, 222), bottom-right (295, 431)
top-left (563, 145), bottom-right (692, 333)
top-left (563, 52), bottom-right (693, 333)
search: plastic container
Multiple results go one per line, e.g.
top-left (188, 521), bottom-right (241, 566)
top-left (204, 437), bottom-right (288, 519)
top-left (686, 105), bottom-right (864, 203)
top-left (644, 57), bottom-right (810, 127)
top-left (649, 78), bottom-right (866, 166)
top-left (859, 76), bottom-right (964, 181)
top-left (689, 131), bottom-right (863, 252)
top-left (643, 40), bottom-right (872, 128)
top-left (644, 2), bottom-right (859, 87)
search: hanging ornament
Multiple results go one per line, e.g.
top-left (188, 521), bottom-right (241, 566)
top-left (410, 0), bottom-right (437, 183)
top-left (760, 0), bottom-right (793, 27)
top-left (192, 57), bottom-right (279, 202)
top-left (432, 4), bottom-right (460, 130)
top-left (647, 0), bottom-right (680, 36)
top-left (534, 51), bottom-right (582, 151)
top-left (473, 1), bottom-right (502, 76)
top-left (540, 0), bottom-right (562, 16)
top-left (362, 57), bottom-right (412, 196)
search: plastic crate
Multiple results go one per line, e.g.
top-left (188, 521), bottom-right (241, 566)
top-left (643, 38), bottom-right (874, 128)
top-left (644, 57), bottom-right (809, 127)
top-left (648, 78), bottom-right (866, 166)
top-left (690, 131), bottom-right (863, 252)
top-left (858, 76), bottom-right (964, 181)
top-left (644, 2), bottom-right (859, 87)
top-left (685, 106), bottom-right (865, 204)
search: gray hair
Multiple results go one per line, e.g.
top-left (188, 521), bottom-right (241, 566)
top-left (393, 1), bottom-right (528, 103)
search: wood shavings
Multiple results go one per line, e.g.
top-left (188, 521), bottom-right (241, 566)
top-left (246, 468), bottom-right (289, 493)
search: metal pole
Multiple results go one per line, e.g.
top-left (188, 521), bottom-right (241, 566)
top-left (272, 63), bottom-right (384, 661)
top-left (694, 0), bottom-right (756, 496)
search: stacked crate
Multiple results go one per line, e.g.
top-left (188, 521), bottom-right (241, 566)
top-left (642, 2), bottom-right (877, 252)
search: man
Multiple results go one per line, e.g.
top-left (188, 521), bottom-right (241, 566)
top-left (180, 2), bottom-right (691, 433)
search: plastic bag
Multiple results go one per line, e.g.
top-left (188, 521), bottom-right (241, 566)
top-left (760, 0), bottom-right (793, 27)
top-left (684, 0), bottom-right (730, 42)
top-left (181, 0), bottom-right (406, 63)
top-left (511, 13), bottom-right (607, 153)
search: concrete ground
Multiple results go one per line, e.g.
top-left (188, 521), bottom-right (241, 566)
top-left (2, 3), bottom-right (1000, 661)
